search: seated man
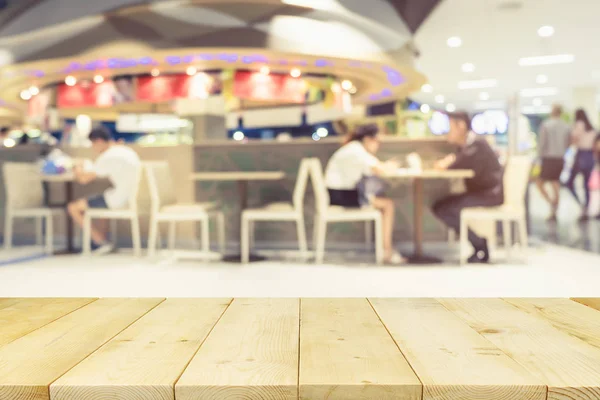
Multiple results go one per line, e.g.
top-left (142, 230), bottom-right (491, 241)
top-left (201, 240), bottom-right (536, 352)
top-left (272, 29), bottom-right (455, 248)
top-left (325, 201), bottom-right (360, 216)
top-left (432, 112), bottom-right (503, 263)
top-left (68, 127), bottom-right (141, 254)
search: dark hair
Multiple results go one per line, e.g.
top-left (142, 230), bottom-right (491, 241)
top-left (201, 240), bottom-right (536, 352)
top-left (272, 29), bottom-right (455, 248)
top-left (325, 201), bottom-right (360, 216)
top-left (0, 127), bottom-right (8, 135)
top-left (345, 123), bottom-right (379, 144)
top-left (447, 111), bottom-right (472, 131)
top-left (575, 108), bottom-right (594, 132)
top-left (113, 74), bottom-right (134, 82)
top-left (88, 126), bottom-right (112, 142)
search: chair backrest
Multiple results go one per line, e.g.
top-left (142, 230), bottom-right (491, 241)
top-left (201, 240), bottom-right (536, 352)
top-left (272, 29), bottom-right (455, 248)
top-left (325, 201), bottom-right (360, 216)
top-left (3, 162), bottom-right (45, 210)
top-left (292, 158), bottom-right (313, 211)
top-left (144, 161), bottom-right (177, 213)
top-left (127, 162), bottom-right (144, 212)
top-left (503, 156), bottom-right (533, 209)
top-left (308, 158), bottom-right (330, 214)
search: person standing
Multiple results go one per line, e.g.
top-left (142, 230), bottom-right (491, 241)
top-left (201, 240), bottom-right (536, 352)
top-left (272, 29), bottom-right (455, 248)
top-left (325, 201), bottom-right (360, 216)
top-left (566, 108), bottom-right (597, 221)
top-left (432, 112), bottom-right (504, 264)
top-left (536, 104), bottom-right (571, 222)
top-left (67, 126), bottom-right (141, 254)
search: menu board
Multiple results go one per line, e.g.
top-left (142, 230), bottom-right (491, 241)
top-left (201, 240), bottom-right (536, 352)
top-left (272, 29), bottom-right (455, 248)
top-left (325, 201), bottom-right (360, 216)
top-left (57, 81), bottom-right (118, 108)
top-left (137, 73), bottom-right (221, 102)
top-left (234, 71), bottom-right (306, 103)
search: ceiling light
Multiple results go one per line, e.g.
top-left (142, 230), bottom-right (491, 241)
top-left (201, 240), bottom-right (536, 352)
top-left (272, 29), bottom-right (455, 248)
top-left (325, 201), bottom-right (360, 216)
top-left (519, 54), bottom-right (574, 66)
top-left (520, 87), bottom-right (558, 97)
top-left (151, 69), bottom-right (160, 77)
top-left (421, 84), bottom-right (433, 93)
top-left (290, 68), bottom-right (301, 78)
top-left (20, 90), bottom-right (32, 101)
top-left (536, 74), bottom-right (548, 84)
top-left (28, 86), bottom-right (39, 95)
top-left (538, 25), bottom-right (555, 37)
top-left (420, 104), bottom-right (431, 113)
top-left (317, 127), bottom-right (329, 138)
top-left (65, 76), bottom-right (77, 86)
top-left (479, 92), bottom-right (490, 101)
top-left (233, 131), bottom-right (245, 141)
top-left (522, 105), bottom-right (551, 115)
top-left (341, 80), bottom-right (353, 91)
top-left (186, 66), bottom-right (197, 76)
top-left (349, 86), bottom-right (357, 94)
top-left (435, 95), bottom-right (445, 104)
top-left (447, 36), bottom-right (462, 48)
top-left (3, 138), bottom-right (16, 148)
top-left (312, 132), bottom-right (321, 141)
top-left (446, 103), bottom-right (456, 112)
top-left (533, 98), bottom-right (543, 106)
top-left (260, 65), bottom-right (270, 75)
top-left (458, 79), bottom-right (498, 90)
top-left (461, 63), bottom-right (475, 73)
top-left (93, 75), bottom-right (104, 84)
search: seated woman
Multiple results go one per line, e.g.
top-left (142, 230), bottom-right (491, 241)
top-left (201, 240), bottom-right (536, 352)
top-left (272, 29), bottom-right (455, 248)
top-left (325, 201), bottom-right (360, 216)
top-left (324, 124), bottom-right (405, 264)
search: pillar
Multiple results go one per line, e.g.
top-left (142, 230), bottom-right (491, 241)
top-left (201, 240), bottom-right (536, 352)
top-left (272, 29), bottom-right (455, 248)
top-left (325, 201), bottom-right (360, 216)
top-left (507, 93), bottom-right (520, 156)
top-left (173, 96), bottom-right (227, 141)
top-left (572, 86), bottom-right (599, 127)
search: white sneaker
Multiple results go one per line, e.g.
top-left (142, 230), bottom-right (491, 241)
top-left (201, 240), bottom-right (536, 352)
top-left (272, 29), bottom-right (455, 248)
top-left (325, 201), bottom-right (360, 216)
top-left (92, 243), bottom-right (114, 256)
top-left (385, 252), bottom-right (407, 265)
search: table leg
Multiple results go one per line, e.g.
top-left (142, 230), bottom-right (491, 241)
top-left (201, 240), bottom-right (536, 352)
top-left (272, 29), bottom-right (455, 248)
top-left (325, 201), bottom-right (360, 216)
top-left (408, 177), bottom-right (443, 264)
top-left (238, 180), bottom-right (248, 211)
top-left (65, 181), bottom-right (75, 253)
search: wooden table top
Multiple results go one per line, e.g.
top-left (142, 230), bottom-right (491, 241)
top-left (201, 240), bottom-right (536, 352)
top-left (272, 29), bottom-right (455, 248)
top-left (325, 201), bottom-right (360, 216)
top-left (385, 168), bottom-right (475, 179)
top-left (1, 297), bottom-right (599, 400)
top-left (190, 171), bottom-right (285, 181)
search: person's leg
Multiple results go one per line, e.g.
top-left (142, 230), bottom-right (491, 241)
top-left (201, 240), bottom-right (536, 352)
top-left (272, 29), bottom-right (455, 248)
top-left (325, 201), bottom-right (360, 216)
top-left (67, 198), bottom-right (107, 245)
top-left (581, 152), bottom-right (595, 213)
top-left (566, 151), bottom-right (582, 204)
top-left (536, 178), bottom-right (553, 206)
top-left (550, 180), bottom-right (561, 216)
top-left (371, 197), bottom-right (395, 259)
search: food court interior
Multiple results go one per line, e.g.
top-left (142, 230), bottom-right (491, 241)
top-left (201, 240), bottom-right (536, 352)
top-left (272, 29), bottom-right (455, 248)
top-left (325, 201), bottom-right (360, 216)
top-left (1, 0), bottom-right (599, 297)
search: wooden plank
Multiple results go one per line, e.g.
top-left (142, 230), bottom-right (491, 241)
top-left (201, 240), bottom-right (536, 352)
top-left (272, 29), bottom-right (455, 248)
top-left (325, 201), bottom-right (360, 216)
top-left (370, 298), bottom-right (545, 400)
top-left (572, 298), bottom-right (600, 311)
top-left (0, 298), bottom-right (96, 348)
top-left (176, 298), bottom-right (300, 400)
top-left (0, 298), bottom-right (163, 400)
top-left (51, 299), bottom-right (231, 400)
top-left (299, 299), bottom-right (421, 400)
top-left (440, 298), bottom-right (600, 400)
top-left (506, 298), bottom-right (600, 351)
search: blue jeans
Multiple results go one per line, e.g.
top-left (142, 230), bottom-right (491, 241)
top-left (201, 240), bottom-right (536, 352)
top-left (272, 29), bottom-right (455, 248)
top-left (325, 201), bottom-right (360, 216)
top-left (566, 150), bottom-right (595, 208)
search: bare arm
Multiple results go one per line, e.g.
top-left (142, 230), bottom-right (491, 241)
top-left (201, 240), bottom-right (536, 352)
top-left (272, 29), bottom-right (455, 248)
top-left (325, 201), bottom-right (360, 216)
top-left (434, 154), bottom-right (456, 170)
top-left (371, 159), bottom-right (399, 176)
top-left (73, 165), bottom-right (97, 185)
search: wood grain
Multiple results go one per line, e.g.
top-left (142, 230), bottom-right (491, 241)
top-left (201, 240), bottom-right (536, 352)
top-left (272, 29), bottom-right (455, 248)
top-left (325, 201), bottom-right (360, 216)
top-left (50, 299), bottom-right (231, 400)
top-left (370, 298), bottom-right (545, 400)
top-left (299, 299), bottom-right (421, 400)
top-left (440, 298), bottom-right (600, 400)
top-left (572, 298), bottom-right (600, 311)
top-left (506, 298), bottom-right (600, 351)
top-left (176, 298), bottom-right (300, 400)
top-left (0, 298), bottom-right (96, 349)
top-left (0, 298), bottom-right (163, 400)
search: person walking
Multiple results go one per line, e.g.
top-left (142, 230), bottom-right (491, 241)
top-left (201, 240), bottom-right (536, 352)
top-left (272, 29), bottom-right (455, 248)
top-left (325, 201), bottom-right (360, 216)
top-left (536, 104), bottom-right (571, 222)
top-left (566, 108), bottom-right (597, 221)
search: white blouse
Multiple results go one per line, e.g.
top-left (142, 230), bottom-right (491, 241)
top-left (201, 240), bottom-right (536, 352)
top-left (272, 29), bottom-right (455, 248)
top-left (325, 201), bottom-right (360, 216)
top-left (572, 121), bottom-right (596, 150)
top-left (325, 141), bottom-right (379, 190)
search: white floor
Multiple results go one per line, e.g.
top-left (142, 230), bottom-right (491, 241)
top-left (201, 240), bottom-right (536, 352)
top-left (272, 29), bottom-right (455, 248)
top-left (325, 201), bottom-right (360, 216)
top-left (0, 242), bottom-right (599, 297)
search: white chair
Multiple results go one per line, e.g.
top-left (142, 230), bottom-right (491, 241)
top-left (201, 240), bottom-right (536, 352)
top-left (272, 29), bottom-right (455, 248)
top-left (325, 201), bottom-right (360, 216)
top-left (459, 156), bottom-right (532, 264)
top-left (3, 162), bottom-right (62, 254)
top-left (310, 159), bottom-right (384, 264)
top-left (240, 158), bottom-right (311, 264)
top-left (82, 164), bottom-right (143, 257)
top-left (145, 161), bottom-right (225, 257)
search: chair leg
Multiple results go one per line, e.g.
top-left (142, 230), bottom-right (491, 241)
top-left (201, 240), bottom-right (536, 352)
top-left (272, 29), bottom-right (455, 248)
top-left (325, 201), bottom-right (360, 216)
top-left (201, 216), bottom-right (210, 255)
top-left (168, 221), bottom-right (176, 250)
top-left (35, 216), bottom-right (43, 246)
top-left (82, 214), bottom-right (92, 256)
top-left (110, 219), bottom-right (118, 244)
top-left (216, 212), bottom-right (226, 254)
top-left (4, 213), bottom-right (13, 250)
top-left (147, 217), bottom-right (158, 258)
top-left (296, 217), bottom-right (308, 260)
top-left (459, 216), bottom-right (468, 265)
top-left (503, 219), bottom-right (511, 260)
top-left (315, 218), bottom-right (327, 264)
top-left (447, 229), bottom-right (456, 243)
top-left (131, 217), bottom-right (142, 257)
top-left (364, 220), bottom-right (373, 251)
top-left (249, 220), bottom-right (255, 249)
top-left (374, 217), bottom-right (384, 265)
top-left (45, 215), bottom-right (53, 255)
top-left (241, 216), bottom-right (250, 264)
top-left (312, 218), bottom-right (319, 251)
top-left (518, 216), bottom-right (528, 255)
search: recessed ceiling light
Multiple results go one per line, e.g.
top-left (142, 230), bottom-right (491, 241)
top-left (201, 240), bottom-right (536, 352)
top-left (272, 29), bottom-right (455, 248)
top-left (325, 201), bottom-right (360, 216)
top-left (420, 104), bottom-right (431, 113)
top-left (536, 74), bottom-right (548, 84)
top-left (20, 90), bottom-right (32, 100)
top-left (93, 75), bottom-right (104, 84)
top-left (341, 80), bottom-right (353, 91)
top-left (435, 95), bottom-right (445, 104)
top-left (461, 63), bottom-right (475, 73)
top-left (447, 36), bottom-right (462, 48)
top-left (151, 69), bottom-right (160, 77)
top-left (28, 86), bottom-right (39, 95)
top-left (233, 131), bottom-right (245, 141)
top-left (458, 79), bottom-right (498, 90)
top-left (349, 86), bottom-right (357, 94)
top-left (538, 25), bottom-right (555, 37)
top-left (421, 84), bottom-right (433, 93)
top-left (520, 87), bottom-right (558, 97)
top-left (519, 54), bottom-right (574, 66)
top-left (65, 76), bottom-right (77, 86)
top-left (479, 92), bottom-right (490, 101)
top-left (290, 68), bottom-right (301, 78)
top-left (186, 66), bottom-right (197, 76)
top-left (533, 98), bottom-right (543, 106)
top-left (446, 103), bottom-right (456, 112)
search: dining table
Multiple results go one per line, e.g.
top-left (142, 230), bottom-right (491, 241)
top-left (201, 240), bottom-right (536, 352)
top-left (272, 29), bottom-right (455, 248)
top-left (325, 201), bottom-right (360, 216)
top-left (385, 168), bottom-right (475, 264)
top-left (42, 172), bottom-right (77, 254)
top-left (190, 171), bottom-right (286, 263)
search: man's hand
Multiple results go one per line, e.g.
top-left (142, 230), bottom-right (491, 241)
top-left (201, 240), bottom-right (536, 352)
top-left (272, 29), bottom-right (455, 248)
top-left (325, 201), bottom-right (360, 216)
top-left (434, 154), bottom-right (456, 170)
